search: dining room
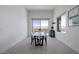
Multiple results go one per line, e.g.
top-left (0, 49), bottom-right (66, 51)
top-left (0, 5), bottom-right (79, 54)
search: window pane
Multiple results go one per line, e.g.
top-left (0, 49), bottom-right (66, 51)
top-left (33, 20), bottom-right (41, 27)
top-left (41, 20), bottom-right (48, 26)
top-left (33, 20), bottom-right (41, 29)
top-left (32, 20), bottom-right (41, 32)
top-left (41, 20), bottom-right (48, 33)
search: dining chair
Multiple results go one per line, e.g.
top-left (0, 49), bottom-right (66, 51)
top-left (40, 36), bottom-right (44, 46)
top-left (45, 36), bottom-right (47, 44)
top-left (31, 34), bottom-right (34, 45)
top-left (34, 36), bottom-right (39, 46)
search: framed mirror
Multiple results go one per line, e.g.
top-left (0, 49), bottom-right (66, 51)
top-left (57, 12), bottom-right (67, 33)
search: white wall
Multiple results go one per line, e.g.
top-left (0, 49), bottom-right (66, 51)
top-left (28, 10), bottom-right (54, 36)
top-left (0, 6), bottom-right (28, 53)
top-left (53, 5), bottom-right (79, 53)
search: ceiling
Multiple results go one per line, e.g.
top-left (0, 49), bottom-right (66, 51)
top-left (24, 5), bottom-right (56, 10)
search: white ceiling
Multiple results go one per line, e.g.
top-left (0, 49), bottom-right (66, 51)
top-left (24, 5), bottom-right (56, 10)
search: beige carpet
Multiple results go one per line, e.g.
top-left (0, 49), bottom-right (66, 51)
top-left (3, 37), bottom-right (78, 54)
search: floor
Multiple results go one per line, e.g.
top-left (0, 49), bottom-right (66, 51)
top-left (3, 37), bottom-right (78, 54)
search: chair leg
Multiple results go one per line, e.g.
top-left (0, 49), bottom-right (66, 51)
top-left (45, 38), bottom-right (47, 44)
top-left (31, 38), bottom-right (33, 45)
top-left (31, 39), bottom-right (32, 45)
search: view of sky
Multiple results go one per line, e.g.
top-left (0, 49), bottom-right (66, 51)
top-left (33, 19), bottom-right (48, 27)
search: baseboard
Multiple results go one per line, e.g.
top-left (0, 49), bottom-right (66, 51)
top-left (1, 36), bottom-right (27, 54)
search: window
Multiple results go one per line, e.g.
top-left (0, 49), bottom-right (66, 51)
top-left (32, 18), bottom-right (49, 34)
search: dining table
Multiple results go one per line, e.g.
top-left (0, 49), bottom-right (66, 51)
top-left (33, 32), bottom-right (46, 46)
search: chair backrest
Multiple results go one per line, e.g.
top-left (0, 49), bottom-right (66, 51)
top-left (40, 36), bottom-right (44, 39)
top-left (34, 36), bottom-right (38, 39)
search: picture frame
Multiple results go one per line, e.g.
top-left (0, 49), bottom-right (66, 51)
top-left (68, 6), bottom-right (79, 26)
